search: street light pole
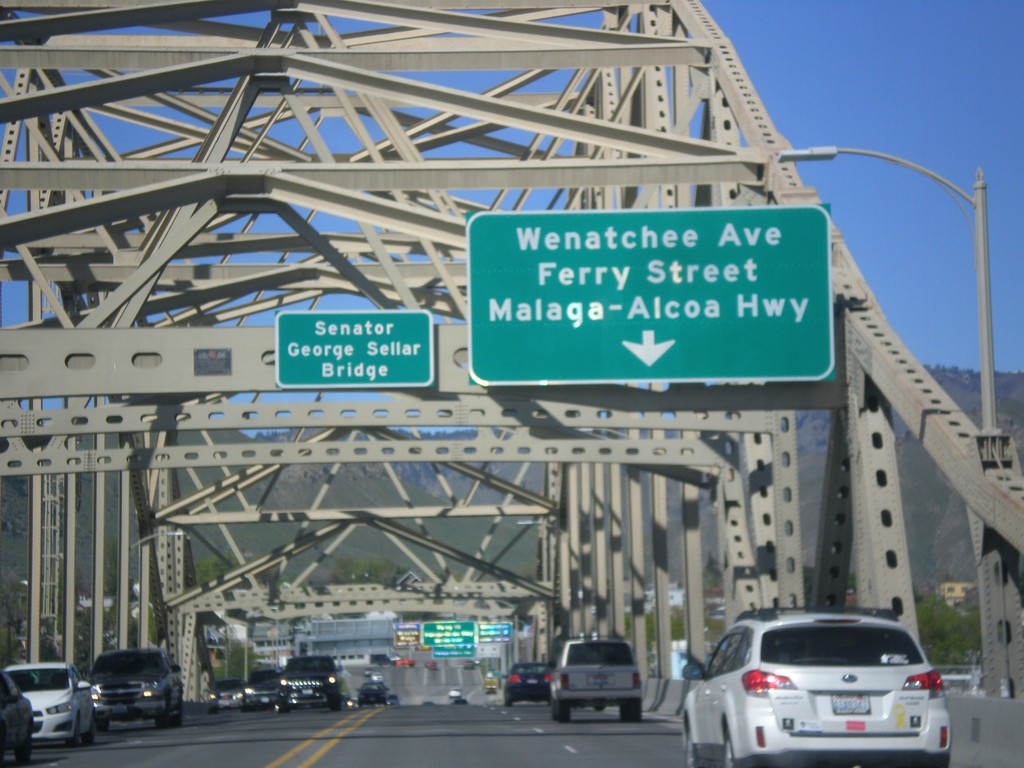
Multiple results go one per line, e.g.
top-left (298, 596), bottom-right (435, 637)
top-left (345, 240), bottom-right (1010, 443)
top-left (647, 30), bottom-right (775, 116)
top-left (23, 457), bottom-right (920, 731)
top-left (776, 146), bottom-right (998, 433)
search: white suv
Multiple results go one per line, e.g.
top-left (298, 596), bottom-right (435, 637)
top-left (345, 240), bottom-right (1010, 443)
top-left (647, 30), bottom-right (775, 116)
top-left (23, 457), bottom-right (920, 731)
top-left (682, 608), bottom-right (951, 768)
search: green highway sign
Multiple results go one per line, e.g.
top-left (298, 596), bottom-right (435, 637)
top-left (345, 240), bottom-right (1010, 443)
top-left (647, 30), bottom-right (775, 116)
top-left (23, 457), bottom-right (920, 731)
top-left (467, 206), bottom-right (833, 385)
top-left (275, 310), bottom-right (433, 388)
top-left (422, 620), bottom-right (476, 649)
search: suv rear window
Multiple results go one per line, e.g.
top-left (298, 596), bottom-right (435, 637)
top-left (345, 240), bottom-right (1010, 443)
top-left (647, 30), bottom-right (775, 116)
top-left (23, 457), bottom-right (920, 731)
top-left (566, 641), bottom-right (634, 666)
top-left (760, 625), bottom-right (924, 667)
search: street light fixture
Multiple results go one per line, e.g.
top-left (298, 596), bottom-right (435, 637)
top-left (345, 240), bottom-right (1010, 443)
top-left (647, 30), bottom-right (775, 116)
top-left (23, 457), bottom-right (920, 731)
top-left (776, 146), bottom-right (997, 433)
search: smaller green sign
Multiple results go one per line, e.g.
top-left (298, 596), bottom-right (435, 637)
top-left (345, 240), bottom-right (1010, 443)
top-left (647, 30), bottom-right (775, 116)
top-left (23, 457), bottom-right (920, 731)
top-left (478, 622), bottom-right (513, 643)
top-left (275, 310), bottom-right (433, 388)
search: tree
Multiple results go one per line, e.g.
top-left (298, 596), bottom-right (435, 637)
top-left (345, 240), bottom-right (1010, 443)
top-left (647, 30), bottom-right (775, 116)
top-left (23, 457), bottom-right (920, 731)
top-left (915, 595), bottom-right (981, 666)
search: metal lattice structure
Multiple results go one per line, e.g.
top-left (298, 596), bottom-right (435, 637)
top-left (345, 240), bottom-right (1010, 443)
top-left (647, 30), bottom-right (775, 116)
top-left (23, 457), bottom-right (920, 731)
top-left (1, 1), bottom-right (1023, 699)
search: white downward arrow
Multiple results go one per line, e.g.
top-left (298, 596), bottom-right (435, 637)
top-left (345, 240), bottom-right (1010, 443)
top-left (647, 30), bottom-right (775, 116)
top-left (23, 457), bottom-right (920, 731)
top-left (622, 330), bottom-right (676, 367)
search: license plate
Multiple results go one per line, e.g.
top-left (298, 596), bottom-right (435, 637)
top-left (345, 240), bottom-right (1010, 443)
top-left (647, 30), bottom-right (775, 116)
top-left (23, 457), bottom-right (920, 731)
top-left (113, 704), bottom-right (127, 714)
top-left (525, 678), bottom-right (538, 684)
top-left (586, 673), bottom-right (610, 688)
top-left (832, 694), bottom-right (871, 715)
top-left (302, 688), bottom-right (314, 696)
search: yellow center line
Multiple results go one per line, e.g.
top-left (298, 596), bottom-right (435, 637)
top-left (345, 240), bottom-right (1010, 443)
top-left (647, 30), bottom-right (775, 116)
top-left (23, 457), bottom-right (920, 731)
top-left (263, 707), bottom-right (383, 768)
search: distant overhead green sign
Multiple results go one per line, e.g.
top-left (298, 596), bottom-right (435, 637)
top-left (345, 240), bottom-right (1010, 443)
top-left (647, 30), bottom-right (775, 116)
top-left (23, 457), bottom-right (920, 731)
top-left (275, 310), bottom-right (433, 388)
top-left (467, 206), bottom-right (833, 385)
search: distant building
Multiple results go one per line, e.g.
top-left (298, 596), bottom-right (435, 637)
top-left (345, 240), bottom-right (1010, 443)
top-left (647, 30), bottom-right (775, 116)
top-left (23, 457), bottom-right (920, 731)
top-left (939, 581), bottom-right (976, 608)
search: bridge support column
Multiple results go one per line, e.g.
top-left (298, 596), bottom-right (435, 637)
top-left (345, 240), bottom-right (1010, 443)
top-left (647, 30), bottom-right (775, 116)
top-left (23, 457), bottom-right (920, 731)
top-left (972, 515), bottom-right (1024, 697)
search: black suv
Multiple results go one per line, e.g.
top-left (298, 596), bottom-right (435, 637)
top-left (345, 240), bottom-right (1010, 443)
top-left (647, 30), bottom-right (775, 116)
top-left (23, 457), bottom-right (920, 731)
top-left (89, 648), bottom-right (184, 730)
top-left (277, 656), bottom-right (343, 712)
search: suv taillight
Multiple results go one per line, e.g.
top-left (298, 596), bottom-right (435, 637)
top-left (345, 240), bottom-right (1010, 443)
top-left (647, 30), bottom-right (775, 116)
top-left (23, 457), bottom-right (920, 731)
top-left (509, 674), bottom-right (522, 684)
top-left (741, 670), bottom-right (796, 697)
top-left (543, 672), bottom-right (553, 683)
top-left (903, 669), bottom-right (946, 698)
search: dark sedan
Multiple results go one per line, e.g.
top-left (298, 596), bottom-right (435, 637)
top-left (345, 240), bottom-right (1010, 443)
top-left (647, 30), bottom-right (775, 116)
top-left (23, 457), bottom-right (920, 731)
top-left (503, 662), bottom-right (551, 706)
top-left (242, 667), bottom-right (281, 711)
top-left (357, 681), bottom-right (389, 706)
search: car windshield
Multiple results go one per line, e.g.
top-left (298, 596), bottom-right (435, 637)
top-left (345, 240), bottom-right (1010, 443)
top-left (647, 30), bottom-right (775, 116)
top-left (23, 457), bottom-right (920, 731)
top-left (286, 657), bottom-right (334, 673)
top-left (566, 642), bottom-right (633, 666)
top-left (8, 668), bottom-right (69, 691)
top-left (214, 678), bottom-right (244, 690)
top-left (249, 669), bottom-right (280, 684)
top-left (760, 625), bottom-right (925, 666)
top-left (92, 652), bottom-right (163, 676)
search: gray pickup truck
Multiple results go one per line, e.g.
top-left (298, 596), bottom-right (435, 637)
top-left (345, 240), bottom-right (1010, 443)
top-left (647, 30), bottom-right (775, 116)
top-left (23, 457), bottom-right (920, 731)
top-left (549, 638), bottom-right (643, 722)
top-left (89, 648), bottom-right (184, 730)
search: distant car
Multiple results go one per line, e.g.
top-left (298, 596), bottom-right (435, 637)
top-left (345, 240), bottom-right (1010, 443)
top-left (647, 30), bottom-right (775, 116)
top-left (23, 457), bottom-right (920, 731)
top-left (484, 675), bottom-right (499, 694)
top-left (425, 661), bottom-right (438, 671)
top-left (394, 658), bottom-right (416, 667)
top-left (462, 660), bottom-right (477, 670)
top-left (6, 662), bottom-right (96, 747)
top-left (503, 662), bottom-right (552, 706)
top-left (206, 676), bottom-right (246, 714)
top-left (277, 656), bottom-right (343, 712)
top-left (386, 693), bottom-right (400, 706)
top-left (358, 681), bottom-right (389, 706)
top-left (0, 670), bottom-right (34, 764)
top-left (682, 608), bottom-right (952, 768)
top-left (242, 667), bottom-right (281, 711)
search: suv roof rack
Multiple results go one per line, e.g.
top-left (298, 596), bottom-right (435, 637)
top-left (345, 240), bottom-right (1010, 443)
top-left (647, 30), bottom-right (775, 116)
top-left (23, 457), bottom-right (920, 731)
top-left (736, 606), bottom-right (899, 622)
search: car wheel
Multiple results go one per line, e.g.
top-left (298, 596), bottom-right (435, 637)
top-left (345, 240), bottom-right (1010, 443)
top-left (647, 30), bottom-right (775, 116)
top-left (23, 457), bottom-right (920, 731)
top-left (155, 695), bottom-right (172, 729)
top-left (66, 714), bottom-right (83, 747)
top-left (504, 695), bottom-right (513, 706)
top-left (13, 728), bottom-right (31, 765)
top-left (619, 699), bottom-right (642, 722)
top-left (276, 700), bottom-right (291, 713)
top-left (723, 732), bottom-right (736, 768)
top-left (555, 699), bottom-right (570, 723)
top-left (172, 701), bottom-right (184, 727)
top-left (682, 720), bottom-right (696, 768)
top-left (82, 712), bottom-right (97, 746)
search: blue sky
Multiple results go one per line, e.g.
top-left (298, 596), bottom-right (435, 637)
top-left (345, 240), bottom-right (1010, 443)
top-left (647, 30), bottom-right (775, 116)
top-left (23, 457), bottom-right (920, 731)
top-left (706, 0), bottom-right (1024, 372)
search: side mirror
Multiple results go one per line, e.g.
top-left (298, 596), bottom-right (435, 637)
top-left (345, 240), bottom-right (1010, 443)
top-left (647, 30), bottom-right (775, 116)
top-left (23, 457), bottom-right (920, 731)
top-left (682, 662), bottom-right (705, 681)
top-left (76, 680), bottom-right (92, 691)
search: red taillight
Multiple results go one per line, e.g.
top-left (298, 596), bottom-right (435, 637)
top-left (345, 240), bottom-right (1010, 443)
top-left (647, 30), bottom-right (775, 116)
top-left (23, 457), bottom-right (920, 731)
top-left (632, 672), bottom-right (641, 689)
top-left (509, 674), bottom-right (522, 684)
top-left (903, 669), bottom-right (946, 698)
top-left (940, 725), bottom-right (950, 749)
top-left (560, 673), bottom-right (570, 689)
top-left (543, 672), bottom-right (553, 683)
top-left (741, 669), bottom-right (796, 697)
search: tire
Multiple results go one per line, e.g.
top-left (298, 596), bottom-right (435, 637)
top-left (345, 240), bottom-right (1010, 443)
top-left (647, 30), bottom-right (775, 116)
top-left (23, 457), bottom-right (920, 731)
top-left (155, 699), bottom-right (171, 729)
top-left (554, 698), bottom-right (570, 723)
top-left (276, 700), bottom-right (291, 713)
top-left (504, 695), bottom-right (513, 707)
top-left (682, 720), bottom-right (696, 768)
top-left (82, 712), bottom-right (97, 746)
top-left (619, 699), bottom-right (642, 722)
top-left (171, 700), bottom-right (184, 727)
top-left (13, 729), bottom-right (31, 765)
top-left (723, 732), bottom-right (736, 768)
top-left (66, 714), bottom-right (83, 747)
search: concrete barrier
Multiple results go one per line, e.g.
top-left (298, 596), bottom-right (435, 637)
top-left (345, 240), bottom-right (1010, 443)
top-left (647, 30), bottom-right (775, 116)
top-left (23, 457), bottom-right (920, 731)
top-left (949, 695), bottom-right (1024, 768)
top-left (642, 678), bottom-right (686, 716)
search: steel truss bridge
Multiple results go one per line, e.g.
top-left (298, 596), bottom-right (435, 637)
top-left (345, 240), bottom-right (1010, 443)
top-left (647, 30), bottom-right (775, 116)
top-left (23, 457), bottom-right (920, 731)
top-left (1, 1), bottom-right (1022, 702)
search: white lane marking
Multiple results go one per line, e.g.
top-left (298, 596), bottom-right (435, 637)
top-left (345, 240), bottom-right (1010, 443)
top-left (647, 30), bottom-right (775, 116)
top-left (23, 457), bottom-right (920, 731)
top-left (564, 745), bottom-right (578, 754)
